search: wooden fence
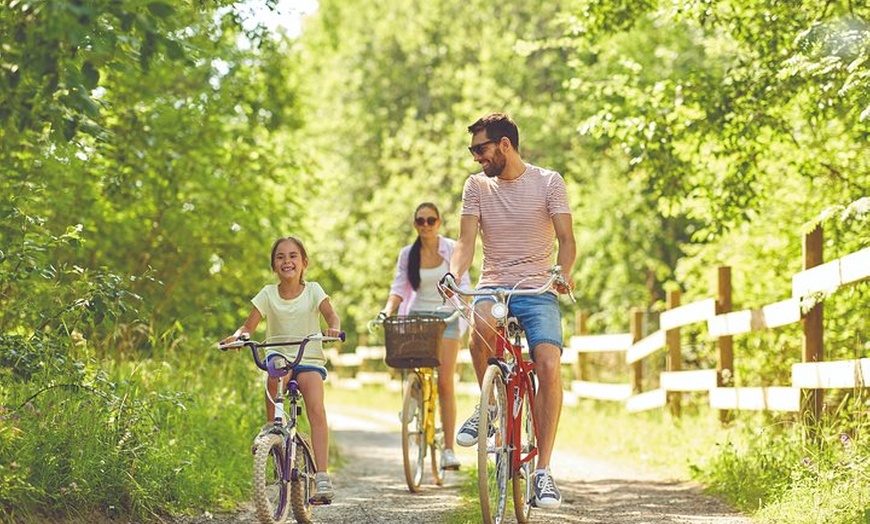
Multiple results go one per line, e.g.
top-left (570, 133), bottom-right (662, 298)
top-left (328, 224), bottom-right (869, 418)
top-left (571, 225), bottom-right (870, 421)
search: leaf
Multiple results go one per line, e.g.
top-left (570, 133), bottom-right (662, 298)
top-left (81, 61), bottom-right (100, 90)
top-left (147, 2), bottom-right (175, 18)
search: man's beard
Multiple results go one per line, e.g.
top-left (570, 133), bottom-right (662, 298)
top-left (483, 151), bottom-right (506, 178)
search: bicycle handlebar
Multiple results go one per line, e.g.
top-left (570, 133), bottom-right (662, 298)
top-left (438, 265), bottom-right (576, 303)
top-left (217, 332), bottom-right (346, 372)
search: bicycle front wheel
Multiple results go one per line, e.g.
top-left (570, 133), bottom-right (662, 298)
top-left (401, 372), bottom-right (426, 492)
top-left (252, 433), bottom-right (290, 524)
top-left (290, 434), bottom-right (317, 523)
top-left (513, 374), bottom-right (536, 523)
top-left (478, 364), bottom-right (509, 524)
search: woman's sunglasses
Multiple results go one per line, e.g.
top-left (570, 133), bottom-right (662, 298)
top-left (415, 216), bottom-right (438, 226)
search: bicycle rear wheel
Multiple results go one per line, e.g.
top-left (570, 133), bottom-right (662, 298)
top-left (252, 433), bottom-right (290, 524)
top-left (290, 434), bottom-right (317, 523)
top-left (478, 364), bottom-right (509, 524)
top-left (512, 374), bottom-right (536, 523)
top-left (401, 372), bottom-right (426, 492)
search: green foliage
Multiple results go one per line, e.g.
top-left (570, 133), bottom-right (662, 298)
top-left (0, 0), bottom-right (314, 351)
top-left (0, 335), bottom-right (261, 522)
top-left (693, 410), bottom-right (870, 524)
top-left (0, 0), bottom-right (188, 143)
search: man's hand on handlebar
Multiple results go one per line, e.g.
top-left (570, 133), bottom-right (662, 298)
top-left (554, 272), bottom-right (576, 303)
top-left (554, 273), bottom-right (574, 294)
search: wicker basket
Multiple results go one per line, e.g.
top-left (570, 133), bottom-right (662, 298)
top-left (383, 315), bottom-right (445, 369)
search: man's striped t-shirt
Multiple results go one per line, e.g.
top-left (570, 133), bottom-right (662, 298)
top-left (460, 164), bottom-right (571, 289)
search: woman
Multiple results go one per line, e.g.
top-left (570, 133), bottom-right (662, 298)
top-left (377, 202), bottom-right (470, 470)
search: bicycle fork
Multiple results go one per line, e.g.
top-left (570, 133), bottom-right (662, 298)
top-left (422, 370), bottom-right (439, 448)
top-left (506, 370), bottom-right (538, 478)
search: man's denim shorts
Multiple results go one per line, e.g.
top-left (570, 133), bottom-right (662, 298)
top-left (473, 289), bottom-right (563, 358)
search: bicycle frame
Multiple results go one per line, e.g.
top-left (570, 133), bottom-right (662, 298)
top-left (413, 366), bottom-right (439, 451)
top-left (271, 372), bottom-right (304, 482)
top-left (488, 309), bottom-right (539, 479)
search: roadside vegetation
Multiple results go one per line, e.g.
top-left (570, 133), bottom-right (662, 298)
top-left (1, 0), bottom-right (868, 523)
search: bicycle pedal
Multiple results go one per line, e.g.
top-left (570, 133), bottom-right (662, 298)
top-left (309, 497), bottom-right (333, 506)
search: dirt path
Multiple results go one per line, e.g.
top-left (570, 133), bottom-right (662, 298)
top-left (179, 402), bottom-right (757, 524)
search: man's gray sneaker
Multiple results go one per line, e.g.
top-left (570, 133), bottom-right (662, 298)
top-left (456, 404), bottom-right (481, 447)
top-left (457, 404), bottom-right (499, 447)
top-left (533, 469), bottom-right (561, 509)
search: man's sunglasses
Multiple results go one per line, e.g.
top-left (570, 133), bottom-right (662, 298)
top-left (415, 217), bottom-right (438, 226)
top-left (467, 137), bottom-right (502, 156)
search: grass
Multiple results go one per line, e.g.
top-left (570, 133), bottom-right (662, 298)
top-left (1, 340), bottom-right (278, 523)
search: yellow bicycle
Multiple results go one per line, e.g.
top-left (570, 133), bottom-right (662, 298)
top-left (369, 311), bottom-right (460, 492)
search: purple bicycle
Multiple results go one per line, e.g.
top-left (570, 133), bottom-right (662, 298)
top-left (219, 332), bottom-right (344, 524)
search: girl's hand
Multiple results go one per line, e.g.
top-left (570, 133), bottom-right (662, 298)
top-left (219, 332), bottom-right (248, 351)
top-left (324, 328), bottom-right (342, 338)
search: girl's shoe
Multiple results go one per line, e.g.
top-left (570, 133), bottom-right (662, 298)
top-left (311, 472), bottom-right (334, 504)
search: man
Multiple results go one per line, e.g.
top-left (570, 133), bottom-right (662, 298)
top-left (445, 112), bottom-right (576, 509)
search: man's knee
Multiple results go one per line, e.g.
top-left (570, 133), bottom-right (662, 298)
top-left (533, 345), bottom-right (562, 376)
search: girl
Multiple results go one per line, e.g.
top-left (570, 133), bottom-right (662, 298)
top-left (377, 202), bottom-right (471, 470)
top-left (224, 236), bottom-right (341, 503)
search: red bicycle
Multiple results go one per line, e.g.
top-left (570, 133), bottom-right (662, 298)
top-left (439, 266), bottom-right (573, 524)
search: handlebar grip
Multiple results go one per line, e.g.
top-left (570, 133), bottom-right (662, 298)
top-left (217, 340), bottom-right (246, 351)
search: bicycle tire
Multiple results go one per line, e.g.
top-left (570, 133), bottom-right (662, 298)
top-left (290, 434), bottom-right (317, 523)
top-left (478, 364), bottom-right (509, 524)
top-left (513, 373), bottom-right (536, 523)
top-left (252, 433), bottom-right (290, 524)
top-left (401, 372), bottom-right (426, 492)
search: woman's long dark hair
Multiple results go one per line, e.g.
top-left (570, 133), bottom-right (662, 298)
top-left (408, 203), bottom-right (440, 291)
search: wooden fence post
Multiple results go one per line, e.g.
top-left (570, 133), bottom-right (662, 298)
top-left (717, 266), bottom-right (733, 424)
top-left (631, 308), bottom-right (644, 394)
top-left (575, 310), bottom-right (588, 382)
top-left (802, 226), bottom-right (824, 428)
top-left (666, 290), bottom-right (682, 418)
